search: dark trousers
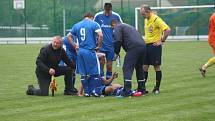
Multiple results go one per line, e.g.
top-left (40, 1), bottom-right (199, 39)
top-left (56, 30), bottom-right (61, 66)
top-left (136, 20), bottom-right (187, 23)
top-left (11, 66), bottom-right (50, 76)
top-left (123, 46), bottom-right (145, 81)
top-left (33, 66), bottom-right (73, 96)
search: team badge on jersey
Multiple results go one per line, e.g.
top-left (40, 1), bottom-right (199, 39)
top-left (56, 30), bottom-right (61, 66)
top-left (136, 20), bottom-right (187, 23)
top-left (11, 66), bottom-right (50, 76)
top-left (148, 25), bottom-right (153, 33)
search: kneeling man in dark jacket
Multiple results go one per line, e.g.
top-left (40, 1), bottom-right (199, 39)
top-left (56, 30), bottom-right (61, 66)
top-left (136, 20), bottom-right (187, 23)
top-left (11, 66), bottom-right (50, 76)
top-left (26, 36), bottom-right (75, 96)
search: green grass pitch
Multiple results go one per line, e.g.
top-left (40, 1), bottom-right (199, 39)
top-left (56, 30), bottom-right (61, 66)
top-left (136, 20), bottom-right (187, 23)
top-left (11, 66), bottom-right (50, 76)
top-left (0, 41), bottom-right (214, 121)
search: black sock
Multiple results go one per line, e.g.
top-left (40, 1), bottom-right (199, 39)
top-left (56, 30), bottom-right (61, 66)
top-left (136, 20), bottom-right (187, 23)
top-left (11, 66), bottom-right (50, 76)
top-left (72, 73), bottom-right (76, 88)
top-left (124, 80), bottom-right (132, 92)
top-left (144, 71), bottom-right (148, 81)
top-left (155, 71), bottom-right (162, 89)
top-left (123, 80), bottom-right (132, 96)
top-left (138, 80), bottom-right (146, 91)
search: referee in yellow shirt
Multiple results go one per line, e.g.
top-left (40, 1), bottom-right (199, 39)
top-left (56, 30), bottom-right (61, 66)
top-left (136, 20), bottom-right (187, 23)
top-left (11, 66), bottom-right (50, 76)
top-left (140, 4), bottom-right (171, 94)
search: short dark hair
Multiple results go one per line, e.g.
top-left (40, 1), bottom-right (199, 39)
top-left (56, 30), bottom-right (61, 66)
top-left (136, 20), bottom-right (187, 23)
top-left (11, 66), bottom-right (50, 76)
top-left (111, 19), bottom-right (119, 25)
top-left (141, 4), bottom-right (151, 12)
top-left (83, 12), bottom-right (94, 18)
top-left (104, 3), bottom-right (112, 10)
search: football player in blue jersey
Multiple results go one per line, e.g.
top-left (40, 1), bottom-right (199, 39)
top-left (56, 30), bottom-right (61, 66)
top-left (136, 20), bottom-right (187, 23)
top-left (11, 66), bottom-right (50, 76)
top-left (91, 53), bottom-right (122, 96)
top-left (77, 52), bottom-right (142, 97)
top-left (89, 53), bottom-right (141, 97)
top-left (91, 72), bottom-right (122, 97)
top-left (67, 12), bottom-right (103, 96)
top-left (77, 53), bottom-right (123, 97)
top-left (59, 36), bottom-right (78, 94)
top-left (94, 3), bottom-right (123, 80)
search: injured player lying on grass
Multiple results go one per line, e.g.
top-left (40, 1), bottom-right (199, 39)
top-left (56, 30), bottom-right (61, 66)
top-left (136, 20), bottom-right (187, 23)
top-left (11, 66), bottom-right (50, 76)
top-left (77, 53), bottom-right (143, 97)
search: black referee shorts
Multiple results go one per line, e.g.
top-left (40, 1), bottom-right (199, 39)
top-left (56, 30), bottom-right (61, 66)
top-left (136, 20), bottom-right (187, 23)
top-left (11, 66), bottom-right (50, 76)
top-left (144, 43), bottom-right (162, 66)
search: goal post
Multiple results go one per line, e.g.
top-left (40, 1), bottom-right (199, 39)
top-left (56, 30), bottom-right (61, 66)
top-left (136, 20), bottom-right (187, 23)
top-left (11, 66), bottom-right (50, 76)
top-left (135, 5), bottom-right (215, 40)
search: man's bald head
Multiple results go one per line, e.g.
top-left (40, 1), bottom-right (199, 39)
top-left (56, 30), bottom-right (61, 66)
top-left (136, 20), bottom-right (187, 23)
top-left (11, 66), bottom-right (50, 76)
top-left (140, 4), bottom-right (151, 19)
top-left (52, 36), bottom-right (62, 50)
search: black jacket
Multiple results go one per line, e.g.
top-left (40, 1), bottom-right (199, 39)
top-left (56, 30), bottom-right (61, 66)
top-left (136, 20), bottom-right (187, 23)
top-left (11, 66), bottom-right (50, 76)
top-left (113, 23), bottom-right (146, 55)
top-left (36, 44), bottom-right (74, 74)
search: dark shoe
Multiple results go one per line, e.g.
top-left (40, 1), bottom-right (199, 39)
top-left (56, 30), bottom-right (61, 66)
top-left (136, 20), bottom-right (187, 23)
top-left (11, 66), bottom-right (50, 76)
top-left (122, 89), bottom-right (132, 97)
top-left (71, 87), bottom-right (78, 93)
top-left (133, 89), bottom-right (148, 96)
top-left (137, 89), bottom-right (149, 95)
top-left (199, 67), bottom-right (206, 77)
top-left (26, 85), bottom-right (34, 95)
top-left (64, 92), bottom-right (73, 95)
top-left (152, 87), bottom-right (160, 94)
top-left (64, 88), bottom-right (78, 96)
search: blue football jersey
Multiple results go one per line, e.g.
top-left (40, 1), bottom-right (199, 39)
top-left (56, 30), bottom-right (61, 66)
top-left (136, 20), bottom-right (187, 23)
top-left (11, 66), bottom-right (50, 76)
top-left (70, 19), bottom-right (101, 50)
top-left (62, 36), bottom-right (76, 53)
top-left (94, 11), bottom-right (123, 50)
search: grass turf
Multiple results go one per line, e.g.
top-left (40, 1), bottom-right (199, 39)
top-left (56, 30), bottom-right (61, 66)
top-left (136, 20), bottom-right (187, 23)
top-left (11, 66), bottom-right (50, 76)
top-left (0, 41), bottom-right (214, 121)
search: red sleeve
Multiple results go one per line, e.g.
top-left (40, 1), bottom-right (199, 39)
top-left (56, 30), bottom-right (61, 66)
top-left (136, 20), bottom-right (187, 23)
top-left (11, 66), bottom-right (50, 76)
top-left (208, 13), bottom-right (215, 44)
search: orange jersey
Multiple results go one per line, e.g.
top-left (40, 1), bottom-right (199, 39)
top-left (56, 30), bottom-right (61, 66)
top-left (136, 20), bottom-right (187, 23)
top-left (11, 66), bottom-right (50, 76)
top-left (208, 13), bottom-right (215, 44)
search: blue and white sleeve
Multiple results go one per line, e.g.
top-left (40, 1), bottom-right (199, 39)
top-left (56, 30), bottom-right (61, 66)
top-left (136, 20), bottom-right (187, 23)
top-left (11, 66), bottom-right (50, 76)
top-left (94, 22), bottom-right (102, 33)
top-left (67, 25), bottom-right (76, 37)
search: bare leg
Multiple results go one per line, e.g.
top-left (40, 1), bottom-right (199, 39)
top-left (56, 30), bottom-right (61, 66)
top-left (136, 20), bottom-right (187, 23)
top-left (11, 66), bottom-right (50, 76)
top-left (106, 60), bottom-right (113, 79)
top-left (77, 83), bottom-right (83, 97)
top-left (104, 84), bottom-right (122, 95)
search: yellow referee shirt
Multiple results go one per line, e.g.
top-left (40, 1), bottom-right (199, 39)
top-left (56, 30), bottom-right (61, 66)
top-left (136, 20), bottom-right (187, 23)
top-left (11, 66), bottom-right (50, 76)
top-left (144, 13), bottom-right (170, 44)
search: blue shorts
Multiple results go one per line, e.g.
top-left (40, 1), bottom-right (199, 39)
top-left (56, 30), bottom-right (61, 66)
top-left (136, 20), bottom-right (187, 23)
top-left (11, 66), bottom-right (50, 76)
top-left (66, 50), bottom-right (77, 63)
top-left (100, 48), bottom-right (114, 61)
top-left (93, 86), bottom-right (106, 95)
top-left (112, 87), bottom-right (123, 96)
top-left (76, 48), bottom-right (100, 75)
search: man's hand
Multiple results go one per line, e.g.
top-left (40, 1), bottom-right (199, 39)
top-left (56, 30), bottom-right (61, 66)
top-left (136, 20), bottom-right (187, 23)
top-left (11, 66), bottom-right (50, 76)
top-left (112, 72), bottom-right (118, 79)
top-left (74, 45), bottom-right (79, 53)
top-left (153, 28), bottom-right (170, 46)
top-left (153, 40), bottom-right (163, 46)
top-left (113, 54), bottom-right (119, 61)
top-left (95, 46), bottom-right (100, 52)
top-left (49, 68), bottom-right (55, 75)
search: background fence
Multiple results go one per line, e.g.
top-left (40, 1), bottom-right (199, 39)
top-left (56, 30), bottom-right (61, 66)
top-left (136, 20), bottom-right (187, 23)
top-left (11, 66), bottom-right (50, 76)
top-left (0, 0), bottom-right (214, 44)
top-left (135, 5), bottom-right (215, 40)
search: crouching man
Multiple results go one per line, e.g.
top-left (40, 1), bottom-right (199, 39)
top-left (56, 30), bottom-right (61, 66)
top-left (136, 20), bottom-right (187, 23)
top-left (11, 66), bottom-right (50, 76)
top-left (26, 36), bottom-right (75, 96)
top-left (111, 20), bottom-right (147, 97)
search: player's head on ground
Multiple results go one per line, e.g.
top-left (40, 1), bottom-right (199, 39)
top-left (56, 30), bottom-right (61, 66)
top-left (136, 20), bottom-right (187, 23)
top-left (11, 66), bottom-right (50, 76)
top-left (52, 35), bottom-right (62, 50)
top-left (83, 12), bottom-right (94, 20)
top-left (140, 4), bottom-right (151, 19)
top-left (104, 3), bottom-right (112, 16)
top-left (111, 19), bottom-right (120, 29)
